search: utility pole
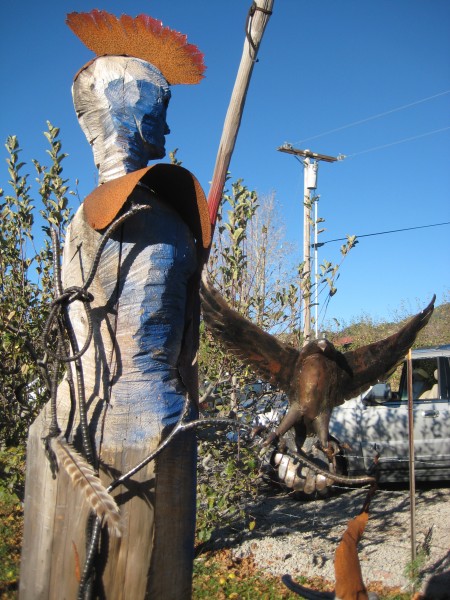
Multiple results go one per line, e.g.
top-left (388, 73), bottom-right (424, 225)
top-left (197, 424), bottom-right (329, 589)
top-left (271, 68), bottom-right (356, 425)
top-left (278, 144), bottom-right (342, 344)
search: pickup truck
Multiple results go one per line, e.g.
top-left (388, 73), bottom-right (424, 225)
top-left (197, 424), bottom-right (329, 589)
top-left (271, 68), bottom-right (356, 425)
top-left (329, 345), bottom-right (450, 482)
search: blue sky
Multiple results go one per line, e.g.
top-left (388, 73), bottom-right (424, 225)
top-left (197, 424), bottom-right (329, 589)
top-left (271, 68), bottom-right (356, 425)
top-left (1, 1), bottom-right (449, 327)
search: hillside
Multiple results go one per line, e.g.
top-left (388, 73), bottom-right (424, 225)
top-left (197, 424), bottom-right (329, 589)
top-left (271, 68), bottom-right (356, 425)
top-left (329, 301), bottom-right (450, 350)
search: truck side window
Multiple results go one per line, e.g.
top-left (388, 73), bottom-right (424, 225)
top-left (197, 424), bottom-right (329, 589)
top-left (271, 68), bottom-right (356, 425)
top-left (399, 358), bottom-right (438, 400)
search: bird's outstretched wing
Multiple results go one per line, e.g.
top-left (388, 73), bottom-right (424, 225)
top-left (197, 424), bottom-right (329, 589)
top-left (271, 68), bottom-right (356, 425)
top-left (339, 295), bottom-right (436, 399)
top-left (200, 274), bottom-right (299, 390)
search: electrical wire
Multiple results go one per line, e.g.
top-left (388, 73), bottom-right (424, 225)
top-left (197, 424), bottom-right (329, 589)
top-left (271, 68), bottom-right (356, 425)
top-left (314, 221), bottom-right (450, 248)
top-left (293, 89), bottom-right (450, 146)
top-left (345, 126), bottom-right (450, 158)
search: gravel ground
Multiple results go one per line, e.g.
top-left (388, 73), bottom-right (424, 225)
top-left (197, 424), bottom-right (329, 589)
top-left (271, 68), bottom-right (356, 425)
top-left (229, 483), bottom-right (450, 598)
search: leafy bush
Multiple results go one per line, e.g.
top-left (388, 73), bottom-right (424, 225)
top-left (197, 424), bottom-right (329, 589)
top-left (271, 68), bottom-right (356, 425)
top-left (196, 431), bottom-right (261, 545)
top-left (0, 124), bottom-right (72, 449)
top-left (0, 447), bottom-right (26, 500)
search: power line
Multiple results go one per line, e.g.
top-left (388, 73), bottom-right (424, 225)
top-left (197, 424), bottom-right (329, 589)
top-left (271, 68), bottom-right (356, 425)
top-left (344, 126), bottom-right (450, 158)
top-left (314, 221), bottom-right (450, 248)
top-left (292, 89), bottom-right (450, 145)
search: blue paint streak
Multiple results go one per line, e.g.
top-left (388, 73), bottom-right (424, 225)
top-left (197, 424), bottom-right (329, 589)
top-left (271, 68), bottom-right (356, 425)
top-left (99, 197), bottom-right (197, 444)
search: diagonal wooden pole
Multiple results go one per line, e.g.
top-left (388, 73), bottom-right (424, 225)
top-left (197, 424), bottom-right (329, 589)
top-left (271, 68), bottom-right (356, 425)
top-left (207, 0), bottom-right (275, 245)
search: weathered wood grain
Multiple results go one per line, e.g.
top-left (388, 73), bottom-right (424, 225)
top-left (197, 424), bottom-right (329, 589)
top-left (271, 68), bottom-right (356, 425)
top-left (20, 192), bottom-right (198, 599)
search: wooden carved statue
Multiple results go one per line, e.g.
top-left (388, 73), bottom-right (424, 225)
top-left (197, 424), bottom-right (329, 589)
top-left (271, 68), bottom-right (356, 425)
top-left (20, 11), bottom-right (210, 600)
top-left (201, 275), bottom-right (435, 459)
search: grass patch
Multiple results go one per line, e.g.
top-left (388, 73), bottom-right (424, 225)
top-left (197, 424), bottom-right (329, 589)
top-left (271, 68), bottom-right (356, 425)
top-left (193, 549), bottom-right (303, 599)
top-left (0, 490), bottom-right (22, 599)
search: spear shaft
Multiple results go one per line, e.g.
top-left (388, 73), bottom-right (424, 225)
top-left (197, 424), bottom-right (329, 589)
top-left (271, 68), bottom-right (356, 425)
top-left (207, 0), bottom-right (274, 242)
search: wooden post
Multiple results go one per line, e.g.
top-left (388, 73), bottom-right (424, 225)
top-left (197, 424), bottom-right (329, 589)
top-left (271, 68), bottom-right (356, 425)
top-left (20, 192), bottom-right (199, 599)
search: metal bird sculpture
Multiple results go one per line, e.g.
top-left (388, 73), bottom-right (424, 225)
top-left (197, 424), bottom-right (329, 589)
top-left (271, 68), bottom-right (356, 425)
top-left (200, 273), bottom-right (435, 455)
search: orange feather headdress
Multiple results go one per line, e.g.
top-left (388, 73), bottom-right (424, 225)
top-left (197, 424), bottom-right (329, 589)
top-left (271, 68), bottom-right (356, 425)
top-left (66, 10), bottom-right (205, 85)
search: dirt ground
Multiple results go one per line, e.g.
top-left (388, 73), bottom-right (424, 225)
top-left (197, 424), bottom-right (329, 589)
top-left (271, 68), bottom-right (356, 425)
top-left (211, 482), bottom-right (450, 598)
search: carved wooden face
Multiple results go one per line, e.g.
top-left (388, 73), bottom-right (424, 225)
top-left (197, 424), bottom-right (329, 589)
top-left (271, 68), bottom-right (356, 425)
top-left (73, 56), bottom-right (171, 182)
top-left (103, 70), bottom-right (171, 159)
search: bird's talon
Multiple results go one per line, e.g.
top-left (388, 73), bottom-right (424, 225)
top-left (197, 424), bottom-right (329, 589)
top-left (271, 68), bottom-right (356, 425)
top-left (263, 431), bottom-right (279, 447)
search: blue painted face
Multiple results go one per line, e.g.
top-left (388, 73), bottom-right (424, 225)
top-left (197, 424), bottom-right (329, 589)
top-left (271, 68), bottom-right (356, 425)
top-left (105, 71), bottom-right (171, 160)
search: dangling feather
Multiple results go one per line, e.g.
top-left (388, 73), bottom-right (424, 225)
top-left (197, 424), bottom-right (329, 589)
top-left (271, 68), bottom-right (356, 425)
top-left (51, 436), bottom-right (121, 537)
